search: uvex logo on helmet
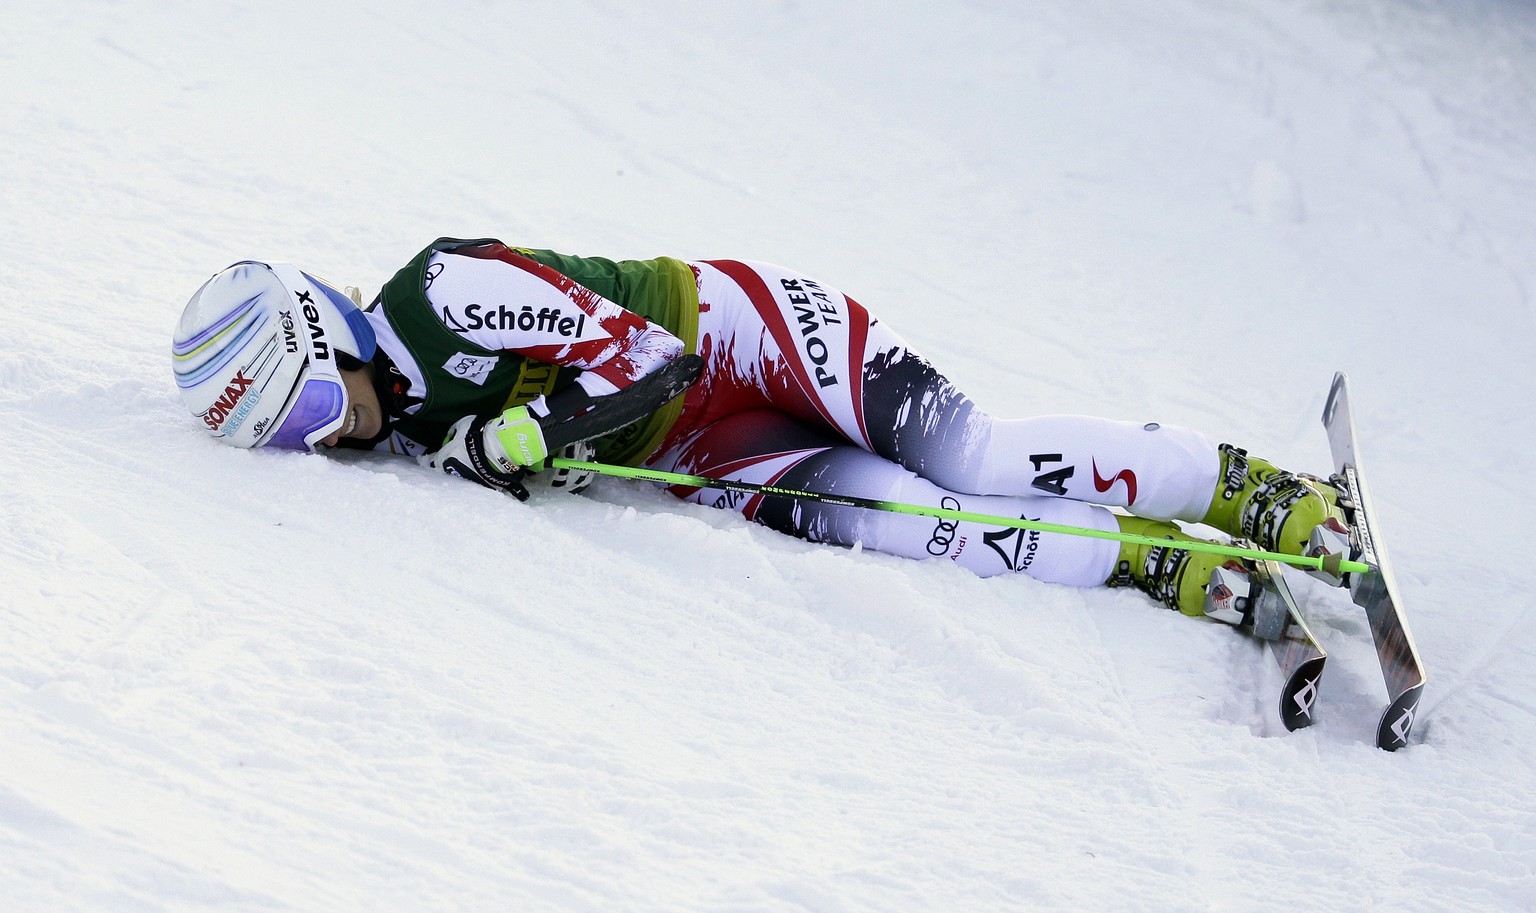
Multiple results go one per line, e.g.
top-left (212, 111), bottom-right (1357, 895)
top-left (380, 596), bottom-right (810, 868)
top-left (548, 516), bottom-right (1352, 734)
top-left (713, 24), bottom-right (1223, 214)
top-left (297, 290), bottom-right (330, 361)
top-left (280, 309), bottom-right (298, 353)
top-left (200, 370), bottom-right (257, 431)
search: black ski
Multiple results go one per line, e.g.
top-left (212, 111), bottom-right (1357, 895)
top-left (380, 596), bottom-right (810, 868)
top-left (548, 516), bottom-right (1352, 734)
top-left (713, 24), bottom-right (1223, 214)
top-left (1321, 372), bottom-right (1426, 750)
top-left (1256, 560), bottom-right (1328, 731)
top-left (1205, 555), bottom-right (1326, 731)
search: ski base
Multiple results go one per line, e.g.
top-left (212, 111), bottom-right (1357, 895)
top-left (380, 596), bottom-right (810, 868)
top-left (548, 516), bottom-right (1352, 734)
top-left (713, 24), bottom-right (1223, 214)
top-left (1203, 556), bottom-right (1326, 732)
top-left (1322, 372), bottom-right (1426, 751)
top-left (1254, 559), bottom-right (1327, 732)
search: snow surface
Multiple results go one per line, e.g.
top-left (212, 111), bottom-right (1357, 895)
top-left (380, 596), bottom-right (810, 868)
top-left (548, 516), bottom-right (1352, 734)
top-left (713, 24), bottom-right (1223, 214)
top-left (3, 1), bottom-right (1536, 910)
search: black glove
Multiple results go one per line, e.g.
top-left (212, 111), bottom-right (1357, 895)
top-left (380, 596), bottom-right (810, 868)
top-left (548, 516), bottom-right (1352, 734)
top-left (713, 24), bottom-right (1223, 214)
top-left (422, 353), bottom-right (705, 500)
top-left (422, 414), bottom-right (532, 501)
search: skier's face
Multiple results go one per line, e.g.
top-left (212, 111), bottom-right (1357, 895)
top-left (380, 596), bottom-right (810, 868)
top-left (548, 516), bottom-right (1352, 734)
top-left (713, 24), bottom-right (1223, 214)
top-left (319, 364), bottom-right (383, 447)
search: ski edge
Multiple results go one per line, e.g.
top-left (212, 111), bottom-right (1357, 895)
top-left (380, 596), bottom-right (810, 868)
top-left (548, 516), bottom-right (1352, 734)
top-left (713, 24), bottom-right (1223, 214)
top-left (1322, 372), bottom-right (1427, 750)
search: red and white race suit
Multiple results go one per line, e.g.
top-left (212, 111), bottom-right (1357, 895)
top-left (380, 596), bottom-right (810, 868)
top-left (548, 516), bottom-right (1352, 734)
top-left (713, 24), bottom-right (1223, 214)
top-left (379, 248), bottom-right (1221, 587)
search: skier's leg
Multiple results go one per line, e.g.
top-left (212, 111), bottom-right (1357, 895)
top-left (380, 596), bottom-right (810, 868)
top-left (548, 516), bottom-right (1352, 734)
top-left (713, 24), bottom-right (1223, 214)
top-left (854, 327), bottom-right (1346, 551)
top-left (686, 259), bottom-right (1341, 555)
top-left (865, 364), bottom-right (1344, 555)
top-left (656, 407), bottom-right (1254, 614)
top-left (689, 259), bottom-right (1221, 520)
top-left (649, 408), bottom-right (1123, 585)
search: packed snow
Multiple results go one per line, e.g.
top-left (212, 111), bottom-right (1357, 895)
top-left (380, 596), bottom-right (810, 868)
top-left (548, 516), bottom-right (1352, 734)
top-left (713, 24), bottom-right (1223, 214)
top-left (3, 1), bottom-right (1535, 910)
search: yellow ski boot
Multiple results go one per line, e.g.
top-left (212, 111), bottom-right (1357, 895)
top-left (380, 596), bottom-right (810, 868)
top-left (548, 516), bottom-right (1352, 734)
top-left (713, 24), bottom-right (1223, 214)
top-left (1200, 444), bottom-right (1347, 559)
top-left (1109, 516), bottom-right (1242, 617)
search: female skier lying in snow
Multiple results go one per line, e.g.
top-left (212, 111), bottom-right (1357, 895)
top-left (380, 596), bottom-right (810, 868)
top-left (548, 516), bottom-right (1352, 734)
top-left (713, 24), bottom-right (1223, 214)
top-left (172, 238), bottom-right (1344, 617)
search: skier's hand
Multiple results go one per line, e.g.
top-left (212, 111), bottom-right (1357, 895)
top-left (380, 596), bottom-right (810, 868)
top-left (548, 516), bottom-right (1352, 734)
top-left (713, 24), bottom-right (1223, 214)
top-left (486, 405), bottom-right (549, 468)
top-left (422, 414), bottom-right (532, 501)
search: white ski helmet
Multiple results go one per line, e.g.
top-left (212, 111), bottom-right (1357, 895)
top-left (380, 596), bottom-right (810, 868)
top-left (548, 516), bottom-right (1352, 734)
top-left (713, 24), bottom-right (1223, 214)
top-left (172, 261), bottom-right (377, 450)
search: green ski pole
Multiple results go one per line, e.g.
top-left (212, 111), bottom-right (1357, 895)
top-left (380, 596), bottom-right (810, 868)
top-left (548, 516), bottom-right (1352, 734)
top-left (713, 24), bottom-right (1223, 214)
top-left (549, 457), bottom-right (1373, 578)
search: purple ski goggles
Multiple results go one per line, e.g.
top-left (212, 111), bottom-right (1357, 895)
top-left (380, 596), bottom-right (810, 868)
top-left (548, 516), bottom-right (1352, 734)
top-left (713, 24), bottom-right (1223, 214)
top-left (264, 369), bottom-right (350, 451)
top-left (258, 264), bottom-right (377, 452)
